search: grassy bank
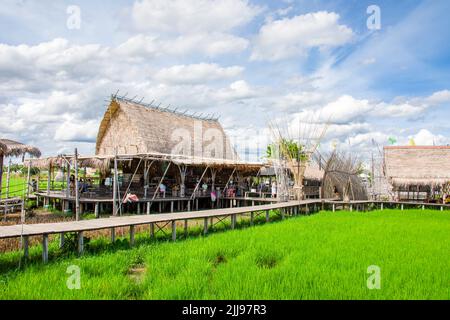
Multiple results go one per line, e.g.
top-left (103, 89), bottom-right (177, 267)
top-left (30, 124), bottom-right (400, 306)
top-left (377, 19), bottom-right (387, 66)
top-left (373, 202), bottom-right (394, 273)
top-left (0, 209), bottom-right (449, 299)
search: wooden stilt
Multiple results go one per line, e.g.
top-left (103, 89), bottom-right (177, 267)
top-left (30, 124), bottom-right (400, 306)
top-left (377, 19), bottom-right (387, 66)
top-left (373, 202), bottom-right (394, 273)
top-left (150, 223), bottom-right (154, 239)
top-left (170, 201), bottom-right (174, 213)
top-left (111, 228), bottom-right (115, 243)
top-left (42, 234), bottom-right (49, 264)
top-left (23, 236), bottom-right (29, 259)
top-left (78, 231), bottom-right (84, 256)
top-left (231, 214), bottom-right (236, 229)
top-left (130, 225), bottom-right (135, 246)
top-left (59, 232), bottom-right (65, 249)
top-left (266, 210), bottom-right (270, 222)
top-left (171, 221), bottom-right (176, 241)
top-left (95, 202), bottom-right (99, 218)
top-left (204, 217), bottom-right (208, 235)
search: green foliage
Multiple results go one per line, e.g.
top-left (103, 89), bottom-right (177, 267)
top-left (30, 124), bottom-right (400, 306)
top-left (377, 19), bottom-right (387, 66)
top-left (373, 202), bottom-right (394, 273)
top-left (266, 139), bottom-right (308, 162)
top-left (0, 209), bottom-right (448, 300)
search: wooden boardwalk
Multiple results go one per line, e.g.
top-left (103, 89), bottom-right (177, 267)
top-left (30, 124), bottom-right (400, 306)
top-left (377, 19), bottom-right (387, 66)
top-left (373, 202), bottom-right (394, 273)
top-left (0, 199), bottom-right (448, 263)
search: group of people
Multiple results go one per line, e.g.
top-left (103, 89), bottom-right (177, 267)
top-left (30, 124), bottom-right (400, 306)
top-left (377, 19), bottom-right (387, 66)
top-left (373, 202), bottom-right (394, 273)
top-left (69, 175), bottom-right (93, 194)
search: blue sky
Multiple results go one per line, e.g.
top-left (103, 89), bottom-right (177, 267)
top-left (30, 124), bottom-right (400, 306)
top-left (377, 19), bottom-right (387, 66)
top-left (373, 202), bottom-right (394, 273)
top-left (0, 0), bottom-right (449, 162)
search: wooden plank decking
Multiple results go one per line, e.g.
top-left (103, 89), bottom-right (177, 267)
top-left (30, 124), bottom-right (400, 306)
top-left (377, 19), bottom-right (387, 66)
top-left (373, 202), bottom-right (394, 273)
top-left (0, 199), bottom-right (319, 239)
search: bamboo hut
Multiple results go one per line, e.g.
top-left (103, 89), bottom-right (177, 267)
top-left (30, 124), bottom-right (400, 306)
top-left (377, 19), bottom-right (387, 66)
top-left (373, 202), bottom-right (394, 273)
top-left (384, 146), bottom-right (450, 202)
top-left (0, 139), bottom-right (41, 198)
top-left (30, 97), bottom-right (267, 215)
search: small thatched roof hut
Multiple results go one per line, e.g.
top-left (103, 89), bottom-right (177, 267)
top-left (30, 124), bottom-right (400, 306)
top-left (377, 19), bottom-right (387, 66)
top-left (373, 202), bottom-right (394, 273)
top-left (384, 146), bottom-right (450, 187)
top-left (0, 139), bottom-right (41, 197)
top-left (96, 97), bottom-right (238, 160)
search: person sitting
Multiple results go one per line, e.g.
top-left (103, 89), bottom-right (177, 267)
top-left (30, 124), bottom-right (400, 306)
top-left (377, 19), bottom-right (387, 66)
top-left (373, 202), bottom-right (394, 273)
top-left (202, 181), bottom-right (208, 196)
top-left (159, 183), bottom-right (167, 198)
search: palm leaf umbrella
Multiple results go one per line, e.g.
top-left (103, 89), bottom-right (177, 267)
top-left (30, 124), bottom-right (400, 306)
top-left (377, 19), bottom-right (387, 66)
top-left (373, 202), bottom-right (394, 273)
top-left (0, 139), bottom-right (41, 198)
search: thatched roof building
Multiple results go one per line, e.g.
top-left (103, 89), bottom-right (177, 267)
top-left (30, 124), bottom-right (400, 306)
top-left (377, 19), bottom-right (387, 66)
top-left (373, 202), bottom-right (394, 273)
top-left (96, 97), bottom-right (238, 160)
top-left (0, 139), bottom-right (41, 197)
top-left (384, 146), bottom-right (450, 187)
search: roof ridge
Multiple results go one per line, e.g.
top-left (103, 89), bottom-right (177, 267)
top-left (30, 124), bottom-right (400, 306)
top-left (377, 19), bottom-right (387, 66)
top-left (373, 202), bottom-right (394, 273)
top-left (114, 96), bottom-right (219, 122)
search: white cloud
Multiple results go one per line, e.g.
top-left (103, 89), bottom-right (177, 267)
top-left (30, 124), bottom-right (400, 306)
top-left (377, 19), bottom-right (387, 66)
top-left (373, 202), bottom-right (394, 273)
top-left (214, 80), bottom-right (259, 101)
top-left (155, 63), bottom-right (243, 85)
top-left (54, 119), bottom-right (99, 143)
top-left (115, 33), bottom-right (249, 58)
top-left (251, 11), bottom-right (353, 61)
top-left (410, 129), bottom-right (449, 146)
top-left (131, 0), bottom-right (262, 34)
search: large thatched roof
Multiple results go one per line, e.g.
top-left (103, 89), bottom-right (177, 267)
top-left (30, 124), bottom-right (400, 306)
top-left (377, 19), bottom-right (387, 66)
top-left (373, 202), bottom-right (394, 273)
top-left (384, 146), bottom-right (450, 186)
top-left (96, 98), bottom-right (238, 160)
top-left (27, 152), bottom-right (263, 175)
top-left (0, 139), bottom-right (41, 158)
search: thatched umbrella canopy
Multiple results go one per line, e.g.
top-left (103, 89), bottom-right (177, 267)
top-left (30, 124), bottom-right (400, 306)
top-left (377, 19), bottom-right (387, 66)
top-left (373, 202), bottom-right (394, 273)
top-left (0, 139), bottom-right (41, 197)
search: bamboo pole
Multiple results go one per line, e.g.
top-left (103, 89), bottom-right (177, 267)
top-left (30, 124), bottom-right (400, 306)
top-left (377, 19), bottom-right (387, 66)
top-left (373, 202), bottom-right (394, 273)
top-left (5, 158), bottom-right (11, 198)
top-left (74, 149), bottom-right (80, 221)
top-left (113, 155), bottom-right (118, 216)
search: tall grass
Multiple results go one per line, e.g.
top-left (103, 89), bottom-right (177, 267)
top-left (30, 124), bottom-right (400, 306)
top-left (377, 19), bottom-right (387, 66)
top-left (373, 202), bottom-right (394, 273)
top-left (0, 209), bottom-right (449, 300)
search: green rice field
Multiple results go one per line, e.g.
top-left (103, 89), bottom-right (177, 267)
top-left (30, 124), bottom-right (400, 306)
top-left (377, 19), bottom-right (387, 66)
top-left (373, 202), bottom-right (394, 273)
top-left (0, 209), bottom-right (449, 300)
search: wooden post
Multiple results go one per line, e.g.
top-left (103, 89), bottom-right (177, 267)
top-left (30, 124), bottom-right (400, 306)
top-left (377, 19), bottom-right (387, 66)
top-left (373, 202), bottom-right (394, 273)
top-left (78, 231), bottom-right (84, 256)
top-left (422, 204), bottom-right (425, 210)
top-left (146, 202), bottom-right (151, 215)
top-left (332, 204), bottom-right (335, 212)
top-left (59, 232), bottom-right (65, 249)
top-left (184, 219), bottom-right (188, 237)
top-left (401, 203), bottom-right (404, 211)
top-left (42, 234), bottom-right (49, 263)
top-left (26, 159), bottom-right (31, 200)
top-left (111, 228), bottom-right (115, 243)
top-left (150, 223), bottom-right (155, 239)
top-left (266, 210), bottom-right (270, 222)
top-left (23, 236), bottom-right (29, 259)
top-left (381, 203), bottom-right (384, 210)
top-left (170, 201), bottom-right (174, 213)
top-left (231, 214), bottom-right (236, 229)
top-left (250, 212), bottom-right (254, 226)
top-left (281, 208), bottom-right (285, 220)
top-left (130, 225), bottom-right (135, 246)
top-left (171, 221), bottom-right (176, 241)
top-left (95, 202), bottom-right (99, 218)
top-left (46, 163), bottom-right (51, 197)
top-left (350, 204), bottom-right (353, 212)
top-left (5, 158), bottom-right (11, 198)
top-left (74, 149), bottom-right (80, 220)
top-left (65, 161), bottom-right (71, 212)
top-left (113, 156), bottom-right (118, 216)
top-left (187, 201), bottom-right (191, 211)
top-left (204, 217), bottom-right (208, 235)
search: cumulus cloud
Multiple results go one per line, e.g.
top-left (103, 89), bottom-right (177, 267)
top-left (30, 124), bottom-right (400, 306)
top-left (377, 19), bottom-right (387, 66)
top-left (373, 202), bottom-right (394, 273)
top-left (115, 33), bottom-right (249, 58)
top-left (410, 129), bottom-right (449, 146)
top-left (131, 0), bottom-right (262, 34)
top-left (154, 63), bottom-right (243, 85)
top-left (251, 11), bottom-right (353, 61)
